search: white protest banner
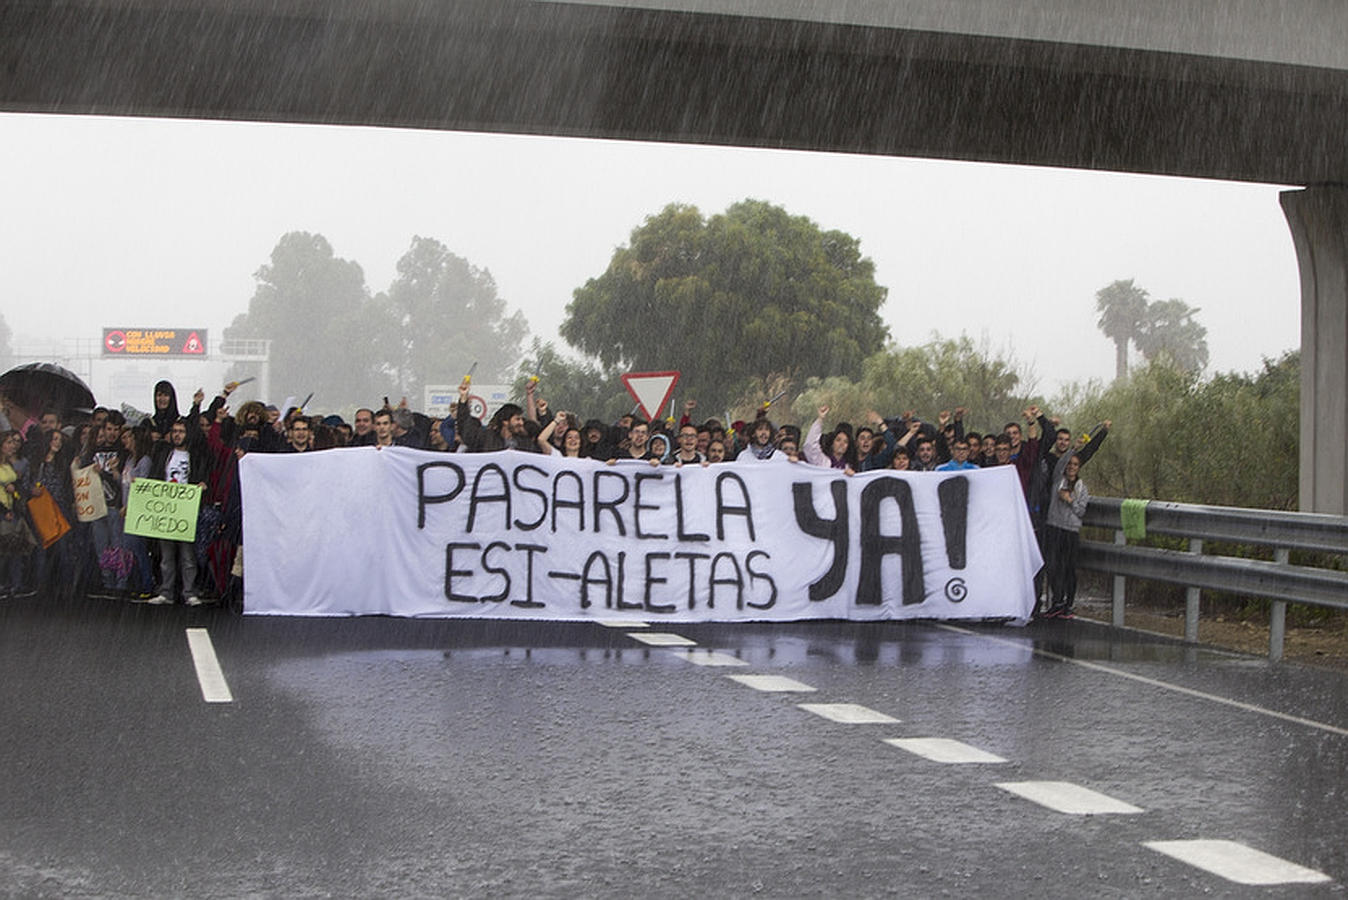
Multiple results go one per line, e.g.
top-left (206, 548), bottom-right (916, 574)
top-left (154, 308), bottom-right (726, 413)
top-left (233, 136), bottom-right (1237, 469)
top-left (72, 463), bottom-right (108, 522)
top-left (241, 448), bottom-right (1042, 621)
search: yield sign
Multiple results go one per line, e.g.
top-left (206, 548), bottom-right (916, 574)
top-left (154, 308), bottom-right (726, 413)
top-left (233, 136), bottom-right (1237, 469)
top-left (620, 370), bottom-right (680, 421)
top-left (181, 331), bottom-right (205, 354)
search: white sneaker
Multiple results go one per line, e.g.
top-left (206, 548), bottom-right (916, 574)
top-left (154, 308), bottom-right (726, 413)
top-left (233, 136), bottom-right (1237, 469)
top-left (185, 596), bottom-right (203, 607)
top-left (147, 594), bottom-right (172, 605)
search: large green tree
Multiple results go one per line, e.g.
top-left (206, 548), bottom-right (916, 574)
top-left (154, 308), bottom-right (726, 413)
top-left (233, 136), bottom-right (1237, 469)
top-left (1095, 278), bottom-right (1150, 380)
top-left (562, 200), bottom-right (889, 412)
top-left (225, 232), bottom-right (380, 407)
top-left (510, 339), bottom-right (631, 423)
top-left (378, 236), bottom-right (528, 400)
top-left (1060, 352), bottom-right (1297, 509)
top-left (856, 334), bottom-right (1040, 431)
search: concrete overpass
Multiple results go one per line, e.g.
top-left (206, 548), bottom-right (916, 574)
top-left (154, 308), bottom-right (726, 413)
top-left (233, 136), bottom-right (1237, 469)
top-left (3, 0), bottom-right (1347, 509)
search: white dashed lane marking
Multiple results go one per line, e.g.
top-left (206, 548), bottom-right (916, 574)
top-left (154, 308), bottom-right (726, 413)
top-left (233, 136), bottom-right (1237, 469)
top-left (185, 628), bottom-right (233, 703)
top-left (597, 619), bottom-right (648, 628)
top-left (667, 649), bottom-right (749, 667)
top-left (884, 737), bottom-right (1007, 764)
top-left (1144, 840), bottom-right (1332, 886)
top-left (994, 781), bottom-right (1143, 815)
top-left (627, 632), bottom-right (696, 647)
top-left (798, 703), bottom-right (899, 724)
top-left (726, 674), bottom-right (817, 693)
top-left (934, 623), bottom-right (1348, 738)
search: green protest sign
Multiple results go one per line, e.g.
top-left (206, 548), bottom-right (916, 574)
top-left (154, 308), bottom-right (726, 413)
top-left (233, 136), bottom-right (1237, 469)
top-left (124, 478), bottom-right (203, 542)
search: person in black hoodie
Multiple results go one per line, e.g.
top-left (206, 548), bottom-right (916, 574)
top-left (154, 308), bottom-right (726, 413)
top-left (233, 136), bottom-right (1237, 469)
top-left (580, 418), bottom-right (617, 460)
top-left (150, 380), bottom-right (180, 439)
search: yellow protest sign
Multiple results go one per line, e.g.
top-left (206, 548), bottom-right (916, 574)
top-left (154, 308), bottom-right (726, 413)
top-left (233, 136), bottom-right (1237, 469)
top-left (124, 478), bottom-right (202, 542)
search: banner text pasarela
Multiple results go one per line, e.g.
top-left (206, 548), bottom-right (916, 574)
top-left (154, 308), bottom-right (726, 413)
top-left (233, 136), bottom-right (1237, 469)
top-left (240, 448), bottom-right (1041, 621)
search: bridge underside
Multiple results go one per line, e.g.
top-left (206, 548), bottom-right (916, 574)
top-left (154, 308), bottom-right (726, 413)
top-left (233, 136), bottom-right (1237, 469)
top-left (2, 1), bottom-right (1347, 186)
top-left (3, 0), bottom-right (1348, 511)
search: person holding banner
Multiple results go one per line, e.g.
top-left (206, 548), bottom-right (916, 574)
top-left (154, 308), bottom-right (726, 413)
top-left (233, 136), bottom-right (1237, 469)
top-left (736, 417), bottom-right (779, 462)
top-left (670, 423), bottom-right (706, 466)
top-left (612, 419), bottom-right (658, 462)
top-left (580, 419), bottom-right (616, 460)
top-left (147, 401), bottom-right (208, 606)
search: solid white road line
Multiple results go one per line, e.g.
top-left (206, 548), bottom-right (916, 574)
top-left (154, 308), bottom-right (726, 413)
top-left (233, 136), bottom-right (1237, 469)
top-left (798, 703), bottom-right (900, 724)
top-left (627, 632), bottom-right (696, 647)
top-left (884, 737), bottom-right (1007, 764)
top-left (994, 780), bottom-right (1143, 815)
top-left (185, 628), bottom-right (233, 703)
top-left (597, 619), bottom-right (648, 628)
top-left (726, 674), bottom-right (817, 692)
top-left (1144, 840), bottom-right (1332, 886)
top-left (667, 649), bottom-right (749, 667)
top-left (934, 624), bottom-right (1348, 738)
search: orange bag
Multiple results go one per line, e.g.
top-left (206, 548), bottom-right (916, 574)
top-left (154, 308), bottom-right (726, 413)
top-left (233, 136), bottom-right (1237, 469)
top-left (27, 485), bottom-right (71, 549)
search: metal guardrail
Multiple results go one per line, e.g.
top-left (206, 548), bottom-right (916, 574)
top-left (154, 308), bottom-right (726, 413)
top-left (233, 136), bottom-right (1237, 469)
top-left (1077, 497), bottom-right (1348, 661)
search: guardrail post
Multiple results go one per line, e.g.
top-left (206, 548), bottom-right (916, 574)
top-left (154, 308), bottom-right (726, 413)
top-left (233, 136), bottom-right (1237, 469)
top-left (1184, 539), bottom-right (1203, 642)
top-left (1269, 548), bottom-right (1289, 662)
top-left (1112, 529), bottom-right (1126, 627)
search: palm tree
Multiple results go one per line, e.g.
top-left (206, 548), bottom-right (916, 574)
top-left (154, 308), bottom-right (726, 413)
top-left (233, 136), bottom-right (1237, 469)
top-left (1135, 297), bottom-right (1209, 374)
top-left (1095, 279), bottom-right (1150, 379)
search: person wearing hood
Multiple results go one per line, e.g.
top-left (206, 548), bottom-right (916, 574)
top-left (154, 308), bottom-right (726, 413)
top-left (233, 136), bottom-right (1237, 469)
top-left (150, 380), bottom-right (180, 439)
top-left (647, 432), bottom-right (673, 465)
top-left (580, 419), bottom-right (616, 460)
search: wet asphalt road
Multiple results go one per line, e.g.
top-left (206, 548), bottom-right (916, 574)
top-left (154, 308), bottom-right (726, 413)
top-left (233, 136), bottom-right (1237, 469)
top-left (1, 593), bottom-right (1345, 898)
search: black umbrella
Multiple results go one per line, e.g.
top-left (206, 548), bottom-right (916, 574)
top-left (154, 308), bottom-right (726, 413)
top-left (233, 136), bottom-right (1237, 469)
top-left (0, 362), bottom-right (97, 423)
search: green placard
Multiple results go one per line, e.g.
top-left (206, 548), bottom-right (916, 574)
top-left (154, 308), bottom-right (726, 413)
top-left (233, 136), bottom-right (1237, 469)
top-left (124, 478), bottom-right (203, 542)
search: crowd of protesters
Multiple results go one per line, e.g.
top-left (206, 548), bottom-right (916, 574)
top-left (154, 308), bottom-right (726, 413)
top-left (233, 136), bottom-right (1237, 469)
top-left (0, 373), bottom-right (1107, 619)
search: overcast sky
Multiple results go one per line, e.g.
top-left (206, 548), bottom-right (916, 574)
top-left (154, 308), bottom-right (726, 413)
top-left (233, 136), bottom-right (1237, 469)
top-left (0, 112), bottom-right (1301, 404)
